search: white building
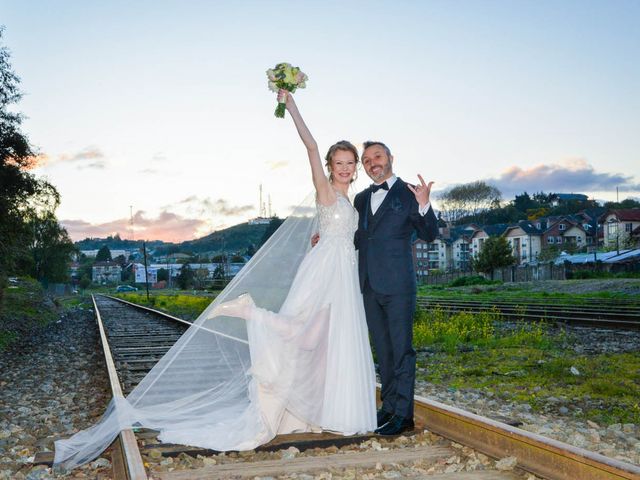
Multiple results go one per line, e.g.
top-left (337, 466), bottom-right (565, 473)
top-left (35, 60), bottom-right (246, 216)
top-left (503, 221), bottom-right (543, 265)
top-left (602, 210), bottom-right (640, 249)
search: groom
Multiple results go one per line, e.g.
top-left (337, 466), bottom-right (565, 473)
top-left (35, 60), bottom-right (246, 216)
top-left (354, 141), bottom-right (438, 435)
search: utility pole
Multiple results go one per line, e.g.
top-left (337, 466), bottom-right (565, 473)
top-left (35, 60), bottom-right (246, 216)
top-left (614, 187), bottom-right (620, 255)
top-left (142, 241), bottom-right (150, 301)
top-left (130, 206), bottom-right (134, 241)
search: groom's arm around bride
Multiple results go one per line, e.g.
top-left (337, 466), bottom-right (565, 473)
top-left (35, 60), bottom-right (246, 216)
top-left (353, 141), bottom-right (438, 436)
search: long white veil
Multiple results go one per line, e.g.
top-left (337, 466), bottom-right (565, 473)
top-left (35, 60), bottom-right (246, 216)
top-left (54, 193), bottom-right (319, 471)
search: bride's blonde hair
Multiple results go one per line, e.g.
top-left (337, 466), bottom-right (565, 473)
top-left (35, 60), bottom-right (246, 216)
top-left (325, 140), bottom-right (359, 183)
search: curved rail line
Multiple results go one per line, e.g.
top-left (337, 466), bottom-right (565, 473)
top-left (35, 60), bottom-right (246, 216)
top-left (39, 294), bottom-right (640, 479)
top-left (417, 297), bottom-right (640, 329)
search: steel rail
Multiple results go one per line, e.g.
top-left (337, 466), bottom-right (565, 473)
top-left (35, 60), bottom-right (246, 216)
top-left (416, 300), bottom-right (640, 329)
top-left (92, 294), bottom-right (148, 480)
top-left (412, 393), bottom-right (640, 480)
top-left (417, 295), bottom-right (640, 307)
top-left (417, 298), bottom-right (640, 315)
top-left (98, 295), bottom-right (640, 479)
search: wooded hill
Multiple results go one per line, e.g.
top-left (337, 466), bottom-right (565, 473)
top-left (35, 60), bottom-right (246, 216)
top-left (75, 218), bottom-right (284, 257)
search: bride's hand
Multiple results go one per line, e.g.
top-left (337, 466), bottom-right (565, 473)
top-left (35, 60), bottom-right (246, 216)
top-left (278, 89), bottom-right (295, 110)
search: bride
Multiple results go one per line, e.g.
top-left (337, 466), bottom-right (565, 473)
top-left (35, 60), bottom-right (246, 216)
top-left (54, 90), bottom-right (375, 470)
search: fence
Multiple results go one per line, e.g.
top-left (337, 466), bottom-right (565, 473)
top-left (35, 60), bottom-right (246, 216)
top-left (419, 262), bottom-right (567, 286)
top-left (491, 263), bottom-right (567, 282)
top-left (419, 258), bottom-right (640, 286)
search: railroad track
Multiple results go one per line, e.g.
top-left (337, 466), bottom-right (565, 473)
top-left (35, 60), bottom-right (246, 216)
top-left (417, 297), bottom-right (640, 329)
top-left (37, 294), bottom-right (640, 479)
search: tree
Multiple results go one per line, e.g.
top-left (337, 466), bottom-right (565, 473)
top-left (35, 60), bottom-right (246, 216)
top-left (95, 245), bottom-right (112, 262)
top-left (176, 263), bottom-right (194, 289)
top-left (79, 275), bottom-right (91, 290)
top-left (193, 267), bottom-right (209, 289)
top-left (113, 254), bottom-right (127, 266)
top-left (604, 198), bottom-right (640, 209)
top-left (213, 264), bottom-right (225, 279)
top-left (532, 192), bottom-right (553, 207)
top-left (157, 268), bottom-right (169, 282)
top-left (538, 245), bottom-right (560, 262)
top-left (0, 27), bottom-right (55, 298)
top-left (483, 204), bottom-right (526, 225)
top-left (513, 192), bottom-right (536, 213)
top-left (438, 181), bottom-right (502, 224)
top-left (27, 211), bottom-right (76, 284)
top-left (472, 236), bottom-right (515, 279)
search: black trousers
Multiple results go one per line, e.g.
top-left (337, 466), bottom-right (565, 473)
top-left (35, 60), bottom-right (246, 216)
top-left (363, 279), bottom-right (417, 420)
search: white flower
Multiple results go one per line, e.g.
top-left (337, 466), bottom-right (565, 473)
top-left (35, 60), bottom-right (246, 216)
top-left (266, 69), bottom-right (277, 81)
top-left (268, 81), bottom-right (278, 93)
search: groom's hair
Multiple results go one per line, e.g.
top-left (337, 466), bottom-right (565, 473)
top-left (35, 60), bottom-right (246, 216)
top-left (363, 141), bottom-right (392, 158)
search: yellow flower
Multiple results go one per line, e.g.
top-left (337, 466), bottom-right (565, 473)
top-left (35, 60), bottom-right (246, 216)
top-left (283, 67), bottom-right (297, 84)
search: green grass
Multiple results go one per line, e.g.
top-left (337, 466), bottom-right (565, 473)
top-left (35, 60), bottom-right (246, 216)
top-left (115, 292), bottom-right (213, 320)
top-left (0, 277), bottom-right (59, 351)
top-left (414, 305), bottom-right (640, 425)
top-left (417, 282), bottom-right (640, 305)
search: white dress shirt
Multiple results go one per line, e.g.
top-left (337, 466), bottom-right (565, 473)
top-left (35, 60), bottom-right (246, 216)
top-left (370, 174), bottom-right (432, 215)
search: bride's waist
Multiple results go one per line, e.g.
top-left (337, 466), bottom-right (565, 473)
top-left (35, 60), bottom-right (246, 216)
top-left (318, 234), bottom-right (355, 244)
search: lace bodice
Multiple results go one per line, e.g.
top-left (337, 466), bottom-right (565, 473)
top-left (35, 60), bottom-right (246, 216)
top-left (317, 194), bottom-right (358, 241)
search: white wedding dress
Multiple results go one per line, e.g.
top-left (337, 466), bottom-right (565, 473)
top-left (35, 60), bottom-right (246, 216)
top-left (54, 192), bottom-right (376, 470)
top-left (159, 192), bottom-right (377, 447)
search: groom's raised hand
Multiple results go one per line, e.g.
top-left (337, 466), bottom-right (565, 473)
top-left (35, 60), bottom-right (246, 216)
top-left (406, 174), bottom-right (434, 209)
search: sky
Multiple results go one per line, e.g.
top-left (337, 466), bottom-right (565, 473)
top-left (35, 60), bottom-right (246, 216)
top-left (2, 0), bottom-right (639, 242)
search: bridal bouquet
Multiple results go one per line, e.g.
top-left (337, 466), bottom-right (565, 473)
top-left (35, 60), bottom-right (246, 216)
top-left (266, 62), bottom-right (308, 118)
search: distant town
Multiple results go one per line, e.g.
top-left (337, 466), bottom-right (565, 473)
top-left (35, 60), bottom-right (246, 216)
top-left (72, 190), bottom-right (640, 291)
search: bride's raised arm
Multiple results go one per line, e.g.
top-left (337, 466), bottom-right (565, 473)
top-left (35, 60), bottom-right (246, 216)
top-left (279, 90), bottom-right (334, 205)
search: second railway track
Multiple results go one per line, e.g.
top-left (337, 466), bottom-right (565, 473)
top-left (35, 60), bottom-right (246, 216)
top-left (417, 297), bottom-right (640, 329)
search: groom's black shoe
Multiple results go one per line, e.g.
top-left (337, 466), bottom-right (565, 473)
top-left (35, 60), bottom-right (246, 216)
top-left (376, 409), bottom-right (393, 428)
top-left (374, 415), bottom-right (415, 436)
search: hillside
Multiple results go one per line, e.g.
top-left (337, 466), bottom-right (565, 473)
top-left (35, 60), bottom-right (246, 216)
top-left (75, 236), bottom-right (169, 251)
top-left (166, 221), bottom-right (272, 254)
top-left (75, 218), bottom-right (284, 256)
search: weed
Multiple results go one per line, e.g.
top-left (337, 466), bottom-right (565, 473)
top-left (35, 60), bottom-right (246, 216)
top-left (115, 293), bottom-right (212, 320)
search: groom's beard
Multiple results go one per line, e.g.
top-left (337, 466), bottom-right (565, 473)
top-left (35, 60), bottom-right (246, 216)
top-left (369, 162), bottom-right (392, 182)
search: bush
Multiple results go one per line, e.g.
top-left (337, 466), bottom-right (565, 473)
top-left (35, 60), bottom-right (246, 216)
top-left (414, 307), bottom-right (496, 352)
top-left (413, 305), bottom-right (554, 353)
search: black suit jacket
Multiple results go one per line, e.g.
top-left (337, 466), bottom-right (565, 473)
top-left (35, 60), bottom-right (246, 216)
top-left (354, 177), bottom-right (438, 295)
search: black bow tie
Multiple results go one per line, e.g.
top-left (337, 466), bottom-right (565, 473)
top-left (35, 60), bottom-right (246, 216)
top-left (370, 181), bottom-right (389, 193)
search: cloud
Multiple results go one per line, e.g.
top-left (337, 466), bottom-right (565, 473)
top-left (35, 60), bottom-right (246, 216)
top-left (485, 158), bottom-right (640, 199)
top-left (61, 147), bottom-right (105, 163)
top-left (267, 160), bottom-right (289, 170)
top-left (175, 196), bottom-right (254, 217)
top-left (39, 147), bottom-right (108, 170)
top-left (63, 196), bottom-right (257, 242)
top-left (61, 210), bottom-right (208, 243)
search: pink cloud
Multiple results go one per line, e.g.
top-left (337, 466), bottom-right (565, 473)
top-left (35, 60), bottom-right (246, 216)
top-left (61, 210), bottom-right (208, 243)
